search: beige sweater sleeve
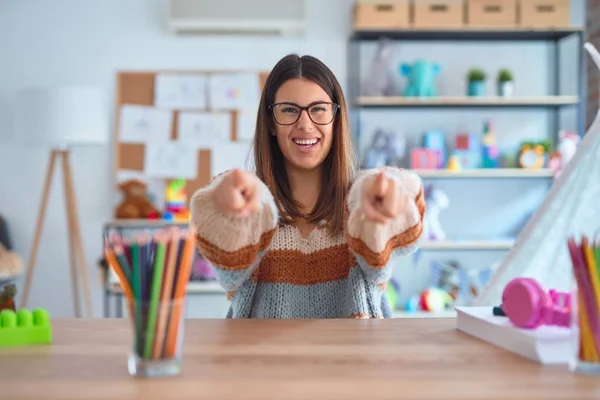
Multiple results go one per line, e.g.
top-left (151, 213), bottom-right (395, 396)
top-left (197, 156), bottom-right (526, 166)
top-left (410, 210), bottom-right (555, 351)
top-left (345, 167), bottom-right (425, 282)
top-left (189, 170), bottom-right (279, 290)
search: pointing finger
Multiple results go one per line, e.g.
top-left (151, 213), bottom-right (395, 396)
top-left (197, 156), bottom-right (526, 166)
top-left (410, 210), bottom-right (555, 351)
top-left (379, 180), bottom-right (400, 218)
top-left (362, 197), bottom-right (388, 224)
top-left (374, 172), bottom-right (388, 198)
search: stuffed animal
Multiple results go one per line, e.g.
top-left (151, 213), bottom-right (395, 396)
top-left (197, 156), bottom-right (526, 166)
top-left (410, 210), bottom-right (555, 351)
top-left (115, 179), bottom-right (161, 219)
top-left (422, 185), bottom-right (449, 241)
top-left (550, 130), bottom-right (581, 178)
top-left (363, 129), bottom-right (406, 168)
top-left (0, 243), bottom-right (22, 281)
top-left (0, 284), bottom-right (16, 312)
top-left (164, 179), bottom-right (190, 222)
top-left (400, 60), bottom-right (441, 97)
top-left (361, 38), bottom-right (397, 96)
top-left (0, 216), bottom-right (22, 282)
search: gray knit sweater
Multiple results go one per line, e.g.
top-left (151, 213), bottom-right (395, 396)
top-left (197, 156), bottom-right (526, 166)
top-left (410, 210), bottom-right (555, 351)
top-left (190, 167), bottom-right (425, 319)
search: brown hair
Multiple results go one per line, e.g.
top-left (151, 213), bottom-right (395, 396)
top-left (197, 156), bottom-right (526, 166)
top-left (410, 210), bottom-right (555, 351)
top-left (252, 54), bottom-right (357, 236)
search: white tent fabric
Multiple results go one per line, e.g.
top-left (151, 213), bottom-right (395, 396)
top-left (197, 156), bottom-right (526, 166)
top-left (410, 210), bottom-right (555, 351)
top-left (474, 43), bottom-right (600, 306)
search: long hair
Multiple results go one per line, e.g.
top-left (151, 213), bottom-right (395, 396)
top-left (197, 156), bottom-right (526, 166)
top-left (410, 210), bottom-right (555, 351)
top-left (252, 54), bottom-right (357, 236)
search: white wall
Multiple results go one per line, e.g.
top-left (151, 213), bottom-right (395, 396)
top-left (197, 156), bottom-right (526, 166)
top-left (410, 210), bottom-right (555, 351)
top-left (0, 0), bottom-right (585, 317)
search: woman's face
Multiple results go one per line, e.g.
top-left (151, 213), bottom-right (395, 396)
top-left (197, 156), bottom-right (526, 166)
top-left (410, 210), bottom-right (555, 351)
top-left (271, 78), bottom-right (335, 172)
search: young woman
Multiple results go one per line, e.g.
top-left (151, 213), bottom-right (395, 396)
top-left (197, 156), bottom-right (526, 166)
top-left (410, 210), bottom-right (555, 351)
top-left (191, 54), bottom-right (425, 319)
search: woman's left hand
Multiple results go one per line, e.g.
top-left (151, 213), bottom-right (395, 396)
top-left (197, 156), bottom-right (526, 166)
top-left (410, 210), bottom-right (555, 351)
top-left (361, 171), bottom-right (408, 224)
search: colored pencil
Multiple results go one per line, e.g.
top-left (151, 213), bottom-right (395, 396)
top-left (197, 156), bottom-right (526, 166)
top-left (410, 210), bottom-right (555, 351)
top-left (103, 226), bottom-right (196, 361)
top-left (164, 230), bottom-right (195, 358)
top-left (567, 236), bottom-right (600, 363)
top-left (153, 228), bottom-right (180, 359)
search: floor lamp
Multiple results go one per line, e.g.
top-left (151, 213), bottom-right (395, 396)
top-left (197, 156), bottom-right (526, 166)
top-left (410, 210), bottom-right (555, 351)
top-left (12, 87), bottom-right (108, 317)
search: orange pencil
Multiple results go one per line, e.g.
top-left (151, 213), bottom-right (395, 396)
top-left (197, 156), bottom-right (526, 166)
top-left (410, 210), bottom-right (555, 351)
top-left (104, 245), bottom-right (133, 300)
top-left (163, 230), bottom-right (196, 357)
top-left (152, 228), bottom-right (181, 359)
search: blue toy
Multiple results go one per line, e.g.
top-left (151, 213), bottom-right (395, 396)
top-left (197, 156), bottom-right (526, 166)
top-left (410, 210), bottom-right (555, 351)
top-left (400, 60), bottom-right (441, 97)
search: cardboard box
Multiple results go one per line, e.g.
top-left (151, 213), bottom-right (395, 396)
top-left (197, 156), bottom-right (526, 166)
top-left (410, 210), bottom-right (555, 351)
top-left (413, 0), bottom-right (465, 29)
top-left (354, 0), bottom-right (411, 29)
top-left (467, 0), bottom-right (517, 27)
top-left (519, 0), bottom-right (570, 27)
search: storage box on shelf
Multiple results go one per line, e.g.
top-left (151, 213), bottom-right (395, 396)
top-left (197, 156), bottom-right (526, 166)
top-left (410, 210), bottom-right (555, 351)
top-left (519, 0), bottom-right (570, 28)
top-left (413, 0), bottom-right (465, 29)
top-left (353, 0), bottom-right (411, 29)
top-left (467, 0), bottom-right (517, 28)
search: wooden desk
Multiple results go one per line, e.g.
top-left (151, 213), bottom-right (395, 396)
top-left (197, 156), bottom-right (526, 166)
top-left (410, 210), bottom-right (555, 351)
top-left (1, 318), bottom-right (598, 399)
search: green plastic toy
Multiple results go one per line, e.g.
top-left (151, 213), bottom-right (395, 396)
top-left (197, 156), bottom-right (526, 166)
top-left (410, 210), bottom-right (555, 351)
top-left (0, 308), bottom-right (52, 347)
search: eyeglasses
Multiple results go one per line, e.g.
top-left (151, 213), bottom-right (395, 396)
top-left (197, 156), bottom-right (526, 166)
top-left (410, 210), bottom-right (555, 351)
top-left (269, 102), bottom-right (340, 126)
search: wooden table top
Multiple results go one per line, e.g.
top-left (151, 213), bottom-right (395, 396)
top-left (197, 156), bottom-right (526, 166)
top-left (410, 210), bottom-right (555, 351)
top-left (1, 318), bottom-right (599, 400)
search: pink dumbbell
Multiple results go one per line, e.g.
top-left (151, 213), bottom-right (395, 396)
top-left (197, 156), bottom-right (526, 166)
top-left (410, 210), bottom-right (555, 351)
top-left (501, 277), bottom-right (571, 329)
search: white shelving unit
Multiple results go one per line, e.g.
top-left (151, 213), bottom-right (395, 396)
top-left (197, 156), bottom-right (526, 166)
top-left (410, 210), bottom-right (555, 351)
top-left (420, 239), bottom-right (514, 251)
top-left (415, 168), bottom-right (554, 179)
top-left (348, 27), bottom-right (584, 318)
top-left (356, 95), bottom-right (579, 108)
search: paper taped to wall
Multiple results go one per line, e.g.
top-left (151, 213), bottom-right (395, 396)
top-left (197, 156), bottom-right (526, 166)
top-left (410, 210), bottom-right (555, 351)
top-left (154, 73), bottom-right (208, 109)
top-left (177, 112), bottom-right (231, 147)
top-left (211, 142), bottom-right (252, 177)
top-left (119, 105), bottom-right (173, 144)
top-left (209, 73), bottom-right (261, 110)
top-left (144, 140), bottom-right (198, 179)
top-left (236, 110), bottom-right (256, 141)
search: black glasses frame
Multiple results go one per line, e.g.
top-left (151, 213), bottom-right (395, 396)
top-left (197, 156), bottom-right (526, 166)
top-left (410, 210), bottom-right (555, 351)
top-left (268, 101), bottom-right (340, 126)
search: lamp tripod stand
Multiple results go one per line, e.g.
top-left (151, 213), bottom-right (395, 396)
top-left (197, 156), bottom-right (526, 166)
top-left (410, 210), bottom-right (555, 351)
top-left (21, 148), bottom-right (93, 317)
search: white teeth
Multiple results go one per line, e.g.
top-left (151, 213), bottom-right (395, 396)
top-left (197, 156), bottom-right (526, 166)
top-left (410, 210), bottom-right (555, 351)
top-left (293, 139), bottom-right (318, 145)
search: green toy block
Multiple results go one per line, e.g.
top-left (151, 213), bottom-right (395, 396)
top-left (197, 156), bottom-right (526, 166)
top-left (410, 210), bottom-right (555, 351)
top-left (0, 308), bottom-right (52, 347)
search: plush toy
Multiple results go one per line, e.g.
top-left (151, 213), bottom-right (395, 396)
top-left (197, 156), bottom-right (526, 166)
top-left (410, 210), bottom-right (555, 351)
top-left (550, 130), bottom-right (581, 178)
top-left (115, 179), bottom-right (162, 219)
top-left (361, 38), bottom-right (397, 96)
top-left (422, 185), bottom-right (449, 241)
top-left (0, 244), bottom-right (22, 281)
top-left (0, 284), bottom-right (16, 312)
top-left (400, 60), bottom-right (441, 97)
top-left (363, 129), bottom-right (405, 168)
top-left (164, 179), bottom-right (190, 222)
top-left (0, 215), bottom-right (22, 282)
top-left (191, 253), bottom-right (215, 281)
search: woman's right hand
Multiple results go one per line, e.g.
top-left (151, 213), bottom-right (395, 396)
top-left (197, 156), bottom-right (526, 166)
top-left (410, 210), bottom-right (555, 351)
top-left (212, 169), bottom-right (261, 218)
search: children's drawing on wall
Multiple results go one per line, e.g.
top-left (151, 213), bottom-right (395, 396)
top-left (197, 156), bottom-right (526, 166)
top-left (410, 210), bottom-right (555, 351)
top-left (154, 73), bottom-right (208, 109)
top-left (209, 73), bottom-right (261, 110)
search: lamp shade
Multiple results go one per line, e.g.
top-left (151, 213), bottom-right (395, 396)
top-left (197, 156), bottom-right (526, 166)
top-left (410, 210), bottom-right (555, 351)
top-left (12, 86), bottom-right (108, 146)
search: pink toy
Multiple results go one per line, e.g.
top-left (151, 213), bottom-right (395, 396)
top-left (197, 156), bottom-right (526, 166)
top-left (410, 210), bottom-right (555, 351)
top-left (501, 277), bottom-right (571, 329)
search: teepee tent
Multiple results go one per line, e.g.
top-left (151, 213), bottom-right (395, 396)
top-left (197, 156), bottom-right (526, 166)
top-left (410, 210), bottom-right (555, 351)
top-left (474, 43), bottom-right (600, 306)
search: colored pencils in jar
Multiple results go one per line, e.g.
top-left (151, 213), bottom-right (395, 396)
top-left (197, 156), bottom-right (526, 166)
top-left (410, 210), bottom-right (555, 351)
top-left (104, 226), bottom-right (196, 360)
top-left (567, 236), bottom-right (600, 363)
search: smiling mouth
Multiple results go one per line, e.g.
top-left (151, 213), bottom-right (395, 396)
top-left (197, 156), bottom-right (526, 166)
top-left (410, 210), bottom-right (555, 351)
top-left (292, 138), bottom-right (320, 148)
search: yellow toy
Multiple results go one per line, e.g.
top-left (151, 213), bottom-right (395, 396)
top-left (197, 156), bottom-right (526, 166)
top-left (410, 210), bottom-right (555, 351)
top-left (164, 179), bottom-right (190, 222)
top-left (447, 155), bottom-right (462, 171)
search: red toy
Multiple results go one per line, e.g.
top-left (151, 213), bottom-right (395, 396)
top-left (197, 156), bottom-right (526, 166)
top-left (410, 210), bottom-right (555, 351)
top-left (0, 284), bottom-right (16, 312)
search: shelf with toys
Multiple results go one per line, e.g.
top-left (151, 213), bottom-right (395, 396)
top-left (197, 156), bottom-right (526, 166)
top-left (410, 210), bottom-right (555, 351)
top-left (347, 20), bottom-right (584, 320)
top-left (355, 95), bottom-right (579, 109)
top-left (350, 27), bottom-right (584, 42)
top-left (419, 239), bottom-right (514, 251)
top-left (414, 168), bottom-right (554, 179)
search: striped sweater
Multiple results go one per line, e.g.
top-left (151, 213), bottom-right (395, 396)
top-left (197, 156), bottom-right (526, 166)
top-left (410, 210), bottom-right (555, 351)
top-left (190, 167), bottom-right (425, 319)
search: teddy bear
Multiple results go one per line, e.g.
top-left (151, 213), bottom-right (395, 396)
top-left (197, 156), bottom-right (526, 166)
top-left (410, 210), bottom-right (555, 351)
top-left (115, 179), bottom-right (162, 219)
